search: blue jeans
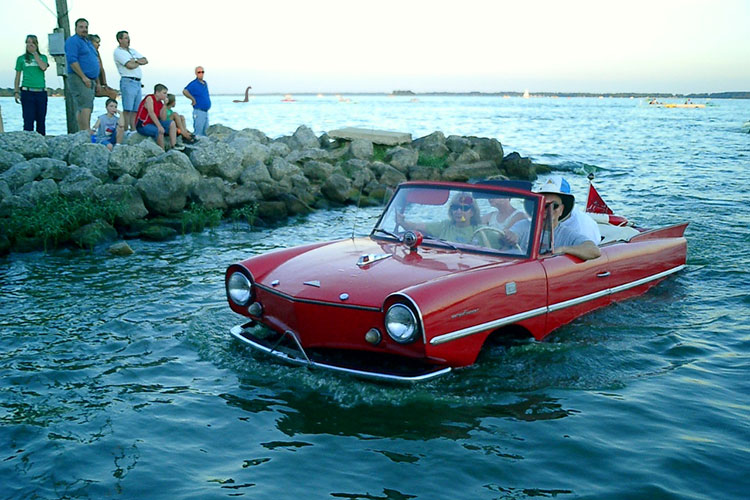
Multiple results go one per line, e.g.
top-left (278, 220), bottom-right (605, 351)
top-left (192, 108), bottom-right (208, 136)
top-left (119, 77), bottom-right (142, 112)
top-left (137, 120), bottom-right (171, 138)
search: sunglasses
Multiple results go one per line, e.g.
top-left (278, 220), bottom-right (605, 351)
top-left (545, 202), bottom-right (561, 210)
top-left (197, 71), bottom-right (205, 74)
top-left (450, 204), bottom-right (473, 212)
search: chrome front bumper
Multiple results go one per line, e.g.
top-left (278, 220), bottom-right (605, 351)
top-left (230, 323), bottom-right (451, 383)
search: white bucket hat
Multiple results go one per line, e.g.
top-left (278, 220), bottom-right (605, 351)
top-left (536, 176), bottom-right (575, 221)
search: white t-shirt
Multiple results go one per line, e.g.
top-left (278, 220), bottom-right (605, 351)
top-left (113, 46), bottom-right (144, 78)
top-left (560, 209), bottom-right (601, 244)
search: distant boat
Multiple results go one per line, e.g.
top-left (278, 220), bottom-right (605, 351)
top-left (232, 86), bottom-right (252, 103)
top-left (661, 103), bottom-right (705, 109)
top-left (522, 89), bottom-right (530, 98)
top-left (281, 94), bottom-right (296, 102)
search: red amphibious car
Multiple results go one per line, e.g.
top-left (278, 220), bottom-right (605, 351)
top-left (225, 180), bottom-right (687, 382)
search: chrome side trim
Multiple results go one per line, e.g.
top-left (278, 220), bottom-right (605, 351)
top-left (547, 288), bottom-right (611, 313)
top-left (230, 324), bottom-right (451, 383)
top-left (430, 264), bottom-right (685, 345)
top-left (608, 264), bottom-right (685, 295)
top-left (430, 306), bottom-right (548, 345)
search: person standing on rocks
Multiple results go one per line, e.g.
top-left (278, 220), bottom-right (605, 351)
top-left (113, 30), bottom-right (148, 133)
top-left (14, 34), bottom-right (49, 135)
top-left (183, 66), bottom-right (211, 136)
top-left (65, 18), bottom-right (100, 132)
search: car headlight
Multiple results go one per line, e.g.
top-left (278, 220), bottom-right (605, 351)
top-left (227, 272), bottom-right (252, 306)
top-left (385, 304), bottom-right (419, 344)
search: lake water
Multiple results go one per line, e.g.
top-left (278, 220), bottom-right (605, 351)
top-left (1, 95), bottom-right (750, 499)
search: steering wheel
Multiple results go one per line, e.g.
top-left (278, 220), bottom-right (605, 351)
top-left (472, 226), bottom-right (522, 252)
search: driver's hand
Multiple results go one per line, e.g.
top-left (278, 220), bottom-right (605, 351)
top-left (500, 230), bottom-right (519, 245)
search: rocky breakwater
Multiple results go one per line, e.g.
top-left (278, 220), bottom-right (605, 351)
top-left (0, 126), bottom-right (547, 255)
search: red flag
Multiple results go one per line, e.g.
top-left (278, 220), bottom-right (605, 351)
top-left (586, 183), bottom-right (613, 214)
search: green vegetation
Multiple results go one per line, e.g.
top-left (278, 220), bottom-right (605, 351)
top-left (5, 194), bottom-right (122, 250)
top-left (180, 202), bottom-right (223, 234)
top-left (372, 144), bottom-right (388, 163)
top-left (417, 154), bottom-right (448, 170)
top-left (229, 203), bottom-right (258, 227)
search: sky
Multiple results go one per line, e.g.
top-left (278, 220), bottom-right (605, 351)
top-left (1, 0), bottom-right (749, 95)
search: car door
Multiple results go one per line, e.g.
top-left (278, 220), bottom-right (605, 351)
top-left (540, 251), bottom-right (611, 335)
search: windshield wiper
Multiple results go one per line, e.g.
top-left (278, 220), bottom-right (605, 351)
top-left (421, 234), bottom-right (459, 252)
top-left (372, 228), bottom-right (402, 241)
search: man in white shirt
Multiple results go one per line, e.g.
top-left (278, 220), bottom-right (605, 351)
top-left (113, 31), bottom-right (147, 132)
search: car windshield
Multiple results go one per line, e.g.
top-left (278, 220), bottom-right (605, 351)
top-left (372, 185), bottom-right (538, 256)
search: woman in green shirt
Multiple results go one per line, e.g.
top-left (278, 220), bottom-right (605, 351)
top-left (14, 35), bottom-right (49, 135)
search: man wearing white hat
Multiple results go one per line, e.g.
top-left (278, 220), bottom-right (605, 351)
top-left (534, 176), bottom-right (601, 261)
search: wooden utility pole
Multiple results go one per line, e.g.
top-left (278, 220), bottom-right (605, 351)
top-left (55, 0), bottom-right (77, 133)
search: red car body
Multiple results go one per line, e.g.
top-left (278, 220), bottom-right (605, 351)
top-left (225, 181), bottom-right (687, 382)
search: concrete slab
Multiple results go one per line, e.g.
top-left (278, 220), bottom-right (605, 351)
top-left (328, 127), bottom-right (412, 146)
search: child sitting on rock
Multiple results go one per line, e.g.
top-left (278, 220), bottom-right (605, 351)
top-left (92, 98), bottom-right (125, 150)
top-left (166, 93), bottom-right (195, 143)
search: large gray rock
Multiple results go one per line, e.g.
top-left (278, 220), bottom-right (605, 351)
top-left (206, 124), bottom-right (236, 141)
top-left (33, 158), bottom-right (71, 181)
top-left (268, 157), bottom-right (303, 181)
top-left (17, 179), bottom-right (58, 204)
top-left (93, 183), bottom-right (148, 224)
top-left (288, 173), bottom-right (316, 205)
top-left (256, 180), bottom-right (283, 200)
top-left (108, 145), bottom-right (149, 178)
top-left (256, 201), bottom-right (288, 222)
top-left (349, 139), bottom-right (374, 160)
top-left (385, 147), bottom-right (418, 172)
top-left (226, 182), bottom-right (262, 208)
top-left (408, 164), bottom-right (442, 181)
top-left (501, 152), bottom-right (535, 180)
top-left (379, 165), bottom-right (408, 187)
top-left (239, 161), bottom-right (273, 185)
top-left (67, 143), bottom-right (111, 180)
top-left (446, 135), bottom-right (471, 154)
top-left (285, 148), bottom-right (329, 165)
top-left (189, 141), bottom-right (243, 181)
top-left (467, 137), bottom-right (504, 165)
top-left (413, 131), bottom-right (449, 159)
top-left (235, 128), bottom-right (269, 144)
top-left (136, 162), bottom-right (200, 215)
top-left (291, 125), bottom-right (320, 150)
top-left (193, 177), bottom-right (228, 210)
top-left (442, 160), bottom-right (501, 182)
top-left (0, 160), bottom-right (43, 191)
top-left (268, 141), bottom-right (291, 158)
top-left (0, 149), bottom-right (25, 173)
top-left (58, 166), bottom-right (103, 199)
top-left (302, 160), bottom-right (334, 182)
top-left (45, 131), bottom-right (90, 161)
top-left (0, 131), bottom-right (49, 159)
top-left (70, 220), bottom-right (118, 249)
top-left (448, 148), bottom-right (481, 166)
top-left (135, 137), bottom-right (166, 158)
top-left (321, 173), bottom-right (352, 203)
top-left (0, 180), bottom-right (11, 202)
top-left (233, 139), bottom-right (271, 167)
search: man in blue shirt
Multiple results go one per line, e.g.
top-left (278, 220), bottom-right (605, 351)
top-left (182, 66), bottom-right (211, 136)
top-left (65, 18), bottom-right (100, 131)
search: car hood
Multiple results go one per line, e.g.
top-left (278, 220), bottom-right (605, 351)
top-left (250, 237), bottom-right (513, 308)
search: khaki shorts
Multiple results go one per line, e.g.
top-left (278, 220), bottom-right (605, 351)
top-left (68, 72), bottom-right (95, 110)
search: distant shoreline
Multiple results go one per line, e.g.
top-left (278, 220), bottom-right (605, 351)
top-left (1, 89), bottom-right (749, 99)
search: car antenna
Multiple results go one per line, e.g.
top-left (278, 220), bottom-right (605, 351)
top-left (351, 182), bottom-right (366, 239)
